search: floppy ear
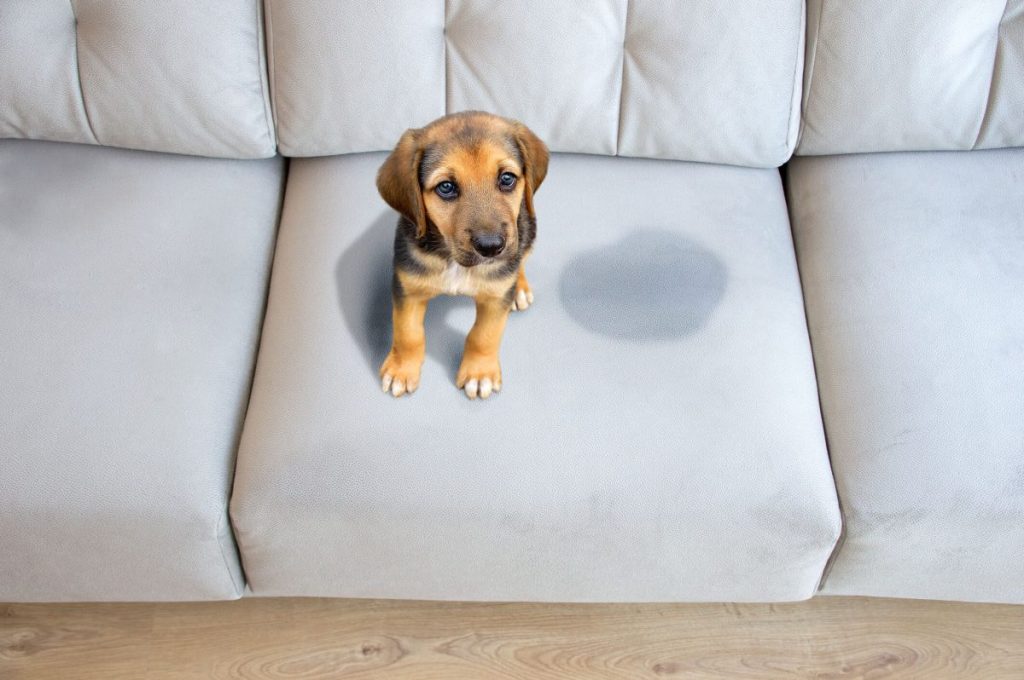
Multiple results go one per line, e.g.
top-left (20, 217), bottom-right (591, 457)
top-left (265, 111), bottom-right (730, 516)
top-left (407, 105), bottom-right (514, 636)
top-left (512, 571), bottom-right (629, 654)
top-left (377, 129), bottom-right (428, 238)
top-left (513, 123), bottom-right (549, 220)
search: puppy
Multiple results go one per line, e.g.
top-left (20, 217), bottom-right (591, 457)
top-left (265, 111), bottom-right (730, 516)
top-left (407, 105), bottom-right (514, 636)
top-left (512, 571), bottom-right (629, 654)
top-left (376, 111), bottom-right (549, 400)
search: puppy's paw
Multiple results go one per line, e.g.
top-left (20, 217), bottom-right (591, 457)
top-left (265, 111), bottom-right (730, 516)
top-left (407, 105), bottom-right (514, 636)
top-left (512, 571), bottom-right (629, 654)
top-left (511, 281), bottom-right (534, 312)
top-left (379, 351), bottom-right (423, 398)
top-left (456, 354), bottom-right (502, 400)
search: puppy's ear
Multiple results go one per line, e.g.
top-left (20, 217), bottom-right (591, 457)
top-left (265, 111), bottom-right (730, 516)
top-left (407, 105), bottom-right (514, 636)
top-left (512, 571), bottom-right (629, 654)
top-left (513, 123), bottom-right (549, 220)
top-left (377, 129), bottom-right (428, 238)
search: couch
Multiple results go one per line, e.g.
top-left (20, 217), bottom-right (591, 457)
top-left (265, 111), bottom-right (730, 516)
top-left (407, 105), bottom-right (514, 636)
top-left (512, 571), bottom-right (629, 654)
top-left (1, 0), bottom-right (1020, 604)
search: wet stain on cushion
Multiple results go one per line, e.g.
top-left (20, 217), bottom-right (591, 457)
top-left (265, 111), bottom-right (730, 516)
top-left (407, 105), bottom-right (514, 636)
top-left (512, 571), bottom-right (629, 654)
top-left (558, 230), bottom-right (726, 341)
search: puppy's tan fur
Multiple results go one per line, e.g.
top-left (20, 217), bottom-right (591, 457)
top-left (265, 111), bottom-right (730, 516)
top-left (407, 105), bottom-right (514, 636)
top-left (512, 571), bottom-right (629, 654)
top-left (376, 112), bottom-right (548, 399)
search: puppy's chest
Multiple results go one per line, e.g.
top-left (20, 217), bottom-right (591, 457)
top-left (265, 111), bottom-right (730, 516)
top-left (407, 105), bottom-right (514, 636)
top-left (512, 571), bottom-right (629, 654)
top-left (437, 262), bottom-right (478, 296)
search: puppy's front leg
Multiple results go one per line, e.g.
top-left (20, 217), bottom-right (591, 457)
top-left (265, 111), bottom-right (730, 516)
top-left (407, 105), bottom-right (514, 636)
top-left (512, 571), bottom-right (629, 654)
top-left (380, 296), bottom-right (428, 397)
top-left (511, 251), bottom-right (534, 312)
top-left (457, 295), bottom-right (511, 400)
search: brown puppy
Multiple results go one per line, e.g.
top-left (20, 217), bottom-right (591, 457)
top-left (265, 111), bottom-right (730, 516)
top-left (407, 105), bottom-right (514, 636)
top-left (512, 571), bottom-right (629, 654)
top-left (376, 111), bottom-right (549, 399)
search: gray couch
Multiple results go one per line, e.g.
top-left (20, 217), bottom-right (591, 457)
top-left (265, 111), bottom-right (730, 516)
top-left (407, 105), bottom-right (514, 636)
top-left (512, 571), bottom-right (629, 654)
top-left (1, 0), bottom-right (1020, 604)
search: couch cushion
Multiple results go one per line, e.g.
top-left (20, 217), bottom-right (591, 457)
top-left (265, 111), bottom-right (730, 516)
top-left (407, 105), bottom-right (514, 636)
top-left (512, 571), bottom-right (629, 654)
top-left (0, 0), bottom-right (275, 158)
top-left (230, 153), bottom-right (841, 602)
top-left (788, 149), bottom-right (1024, 603)
top-left (0, 140), bottom-right (284, 601)
top-left (798, 0), bottom-right (1024, 154)
top-left (266, 0), bottom-right (805, 167)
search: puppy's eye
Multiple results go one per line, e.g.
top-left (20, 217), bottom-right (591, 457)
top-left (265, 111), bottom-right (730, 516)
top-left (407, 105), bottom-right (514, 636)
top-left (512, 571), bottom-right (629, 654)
top-left (498, 172), bottom-right (517, 191)
top-left (435, 181), bottom-right (458, 199)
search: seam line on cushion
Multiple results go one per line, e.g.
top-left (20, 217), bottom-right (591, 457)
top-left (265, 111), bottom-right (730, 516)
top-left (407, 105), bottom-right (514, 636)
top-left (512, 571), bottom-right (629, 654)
top-left (783, 0), bottom-right (806, 162)
top-left (216, 511), bottom-right (246, 597)
top-left (798, 0), bottom-right (825, 153)
top-left (69, 1), bottom-right (99, 145)
top-left (224, 156), bottom-right (289, 596)
top-left (815, 494), bottom-right (847, 592)
top-left (444, 0), bottom-right (450, 114)
top-left (256, 0), bottom-right (276, 154)
top-left (972, 0), bottom-right (1010, 150)
top-left (782, 161), bottom-right (847, 594)
top-left (613, 0), bottom-right (630, 155)
top-left (224, 155), bottom-right (288, 596)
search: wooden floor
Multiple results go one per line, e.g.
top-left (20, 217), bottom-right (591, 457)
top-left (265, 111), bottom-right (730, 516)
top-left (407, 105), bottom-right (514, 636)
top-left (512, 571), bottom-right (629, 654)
top-left (2, 596), bottom-right (1022, 679)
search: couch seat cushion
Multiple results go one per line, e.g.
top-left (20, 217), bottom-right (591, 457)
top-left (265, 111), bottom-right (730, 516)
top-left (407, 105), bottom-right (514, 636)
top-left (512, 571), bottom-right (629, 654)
top-left (0, 140), bottom-right (284, 601)
top-left (788, 148), bottom-right (1024, 603)
top-left (231, 152), bottom-right (840, 602)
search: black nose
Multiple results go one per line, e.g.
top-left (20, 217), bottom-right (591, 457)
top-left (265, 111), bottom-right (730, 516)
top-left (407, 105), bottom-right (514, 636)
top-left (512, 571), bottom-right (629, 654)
top-left (471, 232), bottom-right (506, 258)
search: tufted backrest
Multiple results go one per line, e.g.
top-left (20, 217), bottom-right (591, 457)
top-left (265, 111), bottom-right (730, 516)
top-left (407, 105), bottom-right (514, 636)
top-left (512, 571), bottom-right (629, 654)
top-left (798, 0), bottom-right (1024, 155)
top-left (0, 0), bottom-right (276, 159)
top-left (266, 0), bottom-right (807, 168)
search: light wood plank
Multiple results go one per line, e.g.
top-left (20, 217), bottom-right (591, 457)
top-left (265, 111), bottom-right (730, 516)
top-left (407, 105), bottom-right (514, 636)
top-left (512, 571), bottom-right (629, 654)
top-left (1, 602), bottom-right (154, 679)
top-left (1, 597), bottom-right (1022, 679)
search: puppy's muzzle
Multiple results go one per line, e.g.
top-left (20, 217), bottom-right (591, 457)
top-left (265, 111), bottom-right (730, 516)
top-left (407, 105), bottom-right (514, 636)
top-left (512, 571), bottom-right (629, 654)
top-left (470, 232), bottom-right (506, 258)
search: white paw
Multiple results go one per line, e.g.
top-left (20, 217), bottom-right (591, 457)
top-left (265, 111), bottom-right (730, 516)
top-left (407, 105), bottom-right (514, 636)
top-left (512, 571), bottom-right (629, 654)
top-left (460, 376), bottom-right (501, 400)
top-left (379, 353), bottom-right (421, 398)
top-left (381, 373), bottom-right (418, 397)
top-left (511, 288), bottom-right (534, 312)
top-left (457, 354), bottom-right (502, 400)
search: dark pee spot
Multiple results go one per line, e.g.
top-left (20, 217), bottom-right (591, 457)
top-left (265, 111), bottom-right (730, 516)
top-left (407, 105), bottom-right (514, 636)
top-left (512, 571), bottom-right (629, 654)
top-left (558, 230), bottom-right (726, 341)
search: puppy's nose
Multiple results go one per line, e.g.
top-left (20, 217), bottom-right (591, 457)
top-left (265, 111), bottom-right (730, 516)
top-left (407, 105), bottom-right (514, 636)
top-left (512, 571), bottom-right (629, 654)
top-left (471, 232), bottom-right (506, 258)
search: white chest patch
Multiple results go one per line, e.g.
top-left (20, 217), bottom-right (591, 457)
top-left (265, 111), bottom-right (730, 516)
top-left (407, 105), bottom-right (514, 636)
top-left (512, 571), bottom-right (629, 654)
top-left (440, 262), bottom-right (476, 296)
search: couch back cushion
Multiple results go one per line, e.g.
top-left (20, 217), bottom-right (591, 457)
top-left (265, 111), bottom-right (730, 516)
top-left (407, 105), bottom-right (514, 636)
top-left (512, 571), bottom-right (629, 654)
top-left (798, 0), bottom-right (1024, 155)
top-left (266, 0), bottom-right (806, 167)
top-left (0, 0), bottom-right (275, 158)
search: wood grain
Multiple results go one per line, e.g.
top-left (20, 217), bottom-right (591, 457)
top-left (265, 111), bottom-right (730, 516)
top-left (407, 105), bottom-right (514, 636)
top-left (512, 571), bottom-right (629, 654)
top-left (2, 597), bottom-right (1022, 679)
